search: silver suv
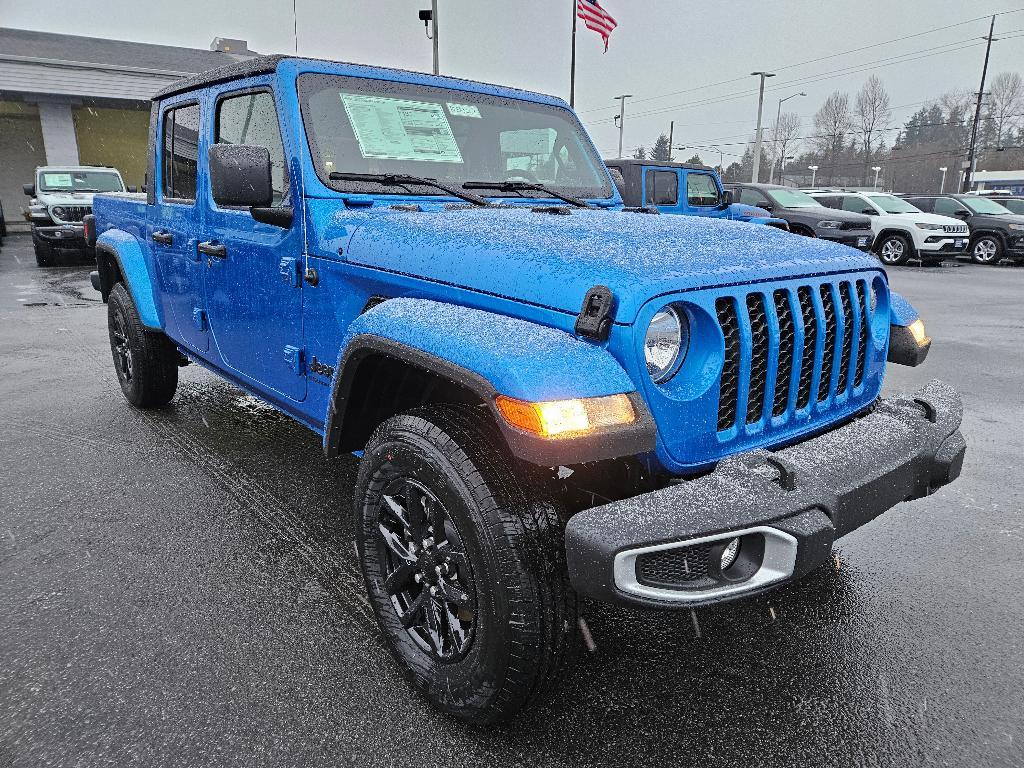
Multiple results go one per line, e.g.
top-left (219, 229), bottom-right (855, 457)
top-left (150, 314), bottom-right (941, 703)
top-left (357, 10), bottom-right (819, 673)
top-left (23, 166), bottom-right (127, 266)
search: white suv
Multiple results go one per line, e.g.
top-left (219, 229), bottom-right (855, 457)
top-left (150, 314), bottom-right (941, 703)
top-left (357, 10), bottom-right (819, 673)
top-left (807, 190), bottom-right (969, 266)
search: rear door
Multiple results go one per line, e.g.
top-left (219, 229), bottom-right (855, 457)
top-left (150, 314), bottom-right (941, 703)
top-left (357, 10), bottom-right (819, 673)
top-left (201, 82), bottom-right (306, 402)
top-left (150, 99), bottom-right (208, 353)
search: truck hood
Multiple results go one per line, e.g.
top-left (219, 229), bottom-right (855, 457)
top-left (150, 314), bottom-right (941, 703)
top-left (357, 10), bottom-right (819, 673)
top-left (343, 207), bottom-right (879, 322)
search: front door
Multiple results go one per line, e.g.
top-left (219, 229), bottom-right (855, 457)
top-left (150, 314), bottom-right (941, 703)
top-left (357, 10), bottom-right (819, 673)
top-left (201, 84), bottom-right (306, 402)
top-left (682, 171), bottom-right (729, 220)
top-left (150, 100), bottom-right (208, 353)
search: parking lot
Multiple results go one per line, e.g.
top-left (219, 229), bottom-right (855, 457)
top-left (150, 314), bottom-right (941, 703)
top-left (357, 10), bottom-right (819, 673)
top-left (0, 232), bottom-right (1021, 767)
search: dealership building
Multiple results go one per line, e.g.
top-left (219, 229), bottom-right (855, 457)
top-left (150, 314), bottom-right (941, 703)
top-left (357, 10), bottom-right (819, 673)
top-left (0, 27), bottom-right (258, 224)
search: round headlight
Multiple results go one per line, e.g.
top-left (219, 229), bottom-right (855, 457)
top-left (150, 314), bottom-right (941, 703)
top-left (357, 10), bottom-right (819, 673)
top-left (644, 306), bottom-right (686, 383)
top-left (51, 206), bottom-right (66, 218)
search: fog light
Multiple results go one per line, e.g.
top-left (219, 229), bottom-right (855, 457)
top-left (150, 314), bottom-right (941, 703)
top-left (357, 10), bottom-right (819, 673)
top-left (720, 537), bottom-right (741, 570)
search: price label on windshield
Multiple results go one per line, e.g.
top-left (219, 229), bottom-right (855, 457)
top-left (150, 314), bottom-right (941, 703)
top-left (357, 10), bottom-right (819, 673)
top-left (341, 93), bottom-right (463, 163)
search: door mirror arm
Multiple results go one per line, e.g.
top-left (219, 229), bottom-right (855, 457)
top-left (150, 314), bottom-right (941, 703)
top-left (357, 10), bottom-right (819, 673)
top-left (717, 189), bottom-right (734, 210)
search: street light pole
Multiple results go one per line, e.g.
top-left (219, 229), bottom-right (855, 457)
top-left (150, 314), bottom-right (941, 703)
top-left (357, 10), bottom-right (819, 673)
top-left (963, 15), bottom-right (997, 192)
top-left (750, 71), bottom-right (776, 183)
top-left (780, 155), bottom-right (794, 185)
top-left (871, 166), bottom-right (882, 190)
top-left (769, 91), bottom-right (805, 183)
top-left (939, 166), bottom-right (948, 193)
top-left (614, 94), bottom-right (633, 159)
top-left (808, 165), bottom-right (819, 187)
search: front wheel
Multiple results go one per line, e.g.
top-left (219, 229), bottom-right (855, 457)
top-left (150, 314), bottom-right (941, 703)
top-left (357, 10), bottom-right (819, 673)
top-left (107, 282), bottom-right (179, 408)
top-left (354, 405), bottom-right (578, 724)
top-left (876, 233), bottom-right (912, 266)
top-left (971, 235), bottom-right (1002, 265)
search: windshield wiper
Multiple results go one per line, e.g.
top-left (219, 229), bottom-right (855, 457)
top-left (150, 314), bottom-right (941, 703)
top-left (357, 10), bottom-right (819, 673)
top-left (328, 172), bottom-right (490, 207)
top-left (462, 180), bottom-right (593, 208)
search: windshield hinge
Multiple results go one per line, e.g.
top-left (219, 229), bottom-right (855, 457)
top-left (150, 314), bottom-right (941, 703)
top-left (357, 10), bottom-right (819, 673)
top-left (575, 285), bottom-right (615, 341)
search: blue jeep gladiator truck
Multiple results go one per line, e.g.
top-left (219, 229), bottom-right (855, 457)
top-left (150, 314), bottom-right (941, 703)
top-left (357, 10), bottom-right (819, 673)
top-left (87, 55), bottom-right (965, 724)
top-left (605, 158), bottom-right (790, 230)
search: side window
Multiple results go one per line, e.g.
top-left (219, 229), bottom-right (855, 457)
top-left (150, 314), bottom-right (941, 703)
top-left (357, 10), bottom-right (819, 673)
top-left (814, 196), bottom-right (841, 209)
top-left (645, 170), bottom-right (678, 206)
top-left (933, 198), bottom-right (965, 217)
top-left (161, 103), bottom-right (200, 202)
top-left (686, 173), bottom-right (719, 207)
top-left (216, 91), bottom-right (288, 206)
top-left (739, 188), bottom-right (769, 207)
top-left (606, 166), bottom-right (626, 196)
top-left (841, 196), bottom-right (867, 213)
top-left (907, 197), bottom-right (932, 212)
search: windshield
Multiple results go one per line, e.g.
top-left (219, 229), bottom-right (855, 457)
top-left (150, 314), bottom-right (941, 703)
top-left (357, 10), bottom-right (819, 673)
top-left (766, 188), bottom-right (820, 208)
top-left (962, 197), bottom-right (1013, 215)
top-left (868, 194), bottom-right (921, 214)
top-left (298, 73), bottom-right (612, 200)
top-left (38, 170), bottom-right (123, 193)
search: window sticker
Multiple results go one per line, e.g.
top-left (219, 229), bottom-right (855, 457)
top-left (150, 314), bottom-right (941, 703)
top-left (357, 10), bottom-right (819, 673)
top-left (340, 93), bottom-right (463, 163)
top-left (446, 102), bottom-right (481, 118)
top-left (42, 173), bottom-right (73, 187)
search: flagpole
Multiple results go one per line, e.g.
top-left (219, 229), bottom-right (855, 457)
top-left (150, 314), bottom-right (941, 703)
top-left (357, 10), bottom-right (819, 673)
top-left (569, 0), bottom-right (577, 108)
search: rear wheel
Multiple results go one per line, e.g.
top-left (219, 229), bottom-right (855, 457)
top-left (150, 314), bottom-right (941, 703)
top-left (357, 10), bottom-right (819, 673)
top-left (971, 235), bottom-right (1002, 265)
top-left (107, 282), bottom-right (178, 408)
top-left (876, 233), bottom-right (912, 266)
top-left (354, 405), bottom-right (578, 724)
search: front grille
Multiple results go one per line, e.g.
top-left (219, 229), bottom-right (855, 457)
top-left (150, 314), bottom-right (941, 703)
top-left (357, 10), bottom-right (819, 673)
top-left (636, 544), bottom-right (710, 586)
top-left (942, 224), bottom-right (968, 234)
top-left (715, 278), bottom-right (873, 433)
top-left (51, 205), bottom-right (91, 223)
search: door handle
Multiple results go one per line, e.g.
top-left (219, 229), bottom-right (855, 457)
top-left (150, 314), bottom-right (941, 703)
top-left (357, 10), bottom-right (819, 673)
top-left (152, 231), bottom-right (173, 246)
top-left (198, 241), bottom-right (227, 259)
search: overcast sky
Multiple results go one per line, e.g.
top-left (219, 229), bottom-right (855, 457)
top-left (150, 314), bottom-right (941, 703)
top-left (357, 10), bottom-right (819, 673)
top-left (4, 0), bottom-right (1024, 162)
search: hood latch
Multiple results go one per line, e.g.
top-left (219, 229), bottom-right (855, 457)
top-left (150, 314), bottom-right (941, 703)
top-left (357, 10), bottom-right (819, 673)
top-left (575, 285), bottom-right (616, 341)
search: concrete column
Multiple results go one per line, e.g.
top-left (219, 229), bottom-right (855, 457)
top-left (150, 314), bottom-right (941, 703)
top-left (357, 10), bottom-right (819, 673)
top-left (37, 102), bottom-right (80, 166)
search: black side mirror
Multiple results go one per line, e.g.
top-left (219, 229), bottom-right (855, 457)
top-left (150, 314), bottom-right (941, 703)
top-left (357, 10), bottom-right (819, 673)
top-left (718, 189), bottom-right (734, 209)
top-left (955, 209), bottom-right (970, 218)
top-left (862, 208), bottom-right (878, 215)
top-left (208, 144), bottom-right (273, 208)
top-left (127, 185), bottom-right (138, 193)
top-left (23, 183), bottom-right (34, 196)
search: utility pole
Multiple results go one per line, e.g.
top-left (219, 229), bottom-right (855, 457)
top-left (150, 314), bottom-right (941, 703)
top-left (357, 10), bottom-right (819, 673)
top-left (418, 3), bottom-right (440, 75)
top-left (963, 15), bottom-right (997, 192)
top-left (750, 71), bottom-right (775, 183)
top-left (668, 121), bottom-right (674, 161)
top-left (614, 94), bottom-right (632, 159)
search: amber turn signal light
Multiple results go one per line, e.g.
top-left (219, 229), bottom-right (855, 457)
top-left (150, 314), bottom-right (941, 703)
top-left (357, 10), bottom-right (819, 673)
top-left (907, 318), bottom-right (929, 346)
top-left (494, 394), bottom-right (635, 438)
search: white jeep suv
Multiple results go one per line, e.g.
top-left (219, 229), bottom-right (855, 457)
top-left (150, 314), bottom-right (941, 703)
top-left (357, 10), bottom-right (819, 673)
top-left (807, 190), bottom-right (969, 266)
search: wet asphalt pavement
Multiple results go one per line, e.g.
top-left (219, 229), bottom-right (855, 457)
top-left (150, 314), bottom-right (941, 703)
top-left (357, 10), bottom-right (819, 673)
top-left (0, 232), bottom-right (1021, 767)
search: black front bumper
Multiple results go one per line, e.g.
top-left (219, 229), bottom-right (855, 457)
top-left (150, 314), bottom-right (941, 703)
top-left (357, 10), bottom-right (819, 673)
top-left (34, 224), bottom-right (86, 245)
top-left (565, 380), bottom-right (965, 609)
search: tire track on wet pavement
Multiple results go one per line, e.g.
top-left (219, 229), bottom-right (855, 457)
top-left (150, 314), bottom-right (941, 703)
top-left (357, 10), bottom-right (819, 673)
top-left (131, 409), bottom-right (375, 630)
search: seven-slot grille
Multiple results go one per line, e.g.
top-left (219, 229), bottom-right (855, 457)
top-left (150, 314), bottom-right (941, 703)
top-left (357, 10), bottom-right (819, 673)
top-left (715, 278), bottom-right (872, 433)
top-left (942, 224), bottom-right (968, 234)
top-left (51, 205), bottom-right (91, 223)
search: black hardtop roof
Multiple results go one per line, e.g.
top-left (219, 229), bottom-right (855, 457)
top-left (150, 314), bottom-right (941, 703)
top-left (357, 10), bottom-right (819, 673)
top-left (604, 158), bottom-right (713, 172)
top-left (722, 181), bottom-right (788, 189)
top-left (152, 53), bottom-right (558, 103)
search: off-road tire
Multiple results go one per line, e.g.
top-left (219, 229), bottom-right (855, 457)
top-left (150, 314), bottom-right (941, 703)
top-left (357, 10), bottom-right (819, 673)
top-left (32, 233), bottom-right (55, 267)
top-left (971, 235), bottom-right (1002, 265)
top-left (354, 404), bottom-right (578, 724)
top-left (107, 282), bottom-right (178, 408)
top-left (876, 233), bottom-right (913, 266)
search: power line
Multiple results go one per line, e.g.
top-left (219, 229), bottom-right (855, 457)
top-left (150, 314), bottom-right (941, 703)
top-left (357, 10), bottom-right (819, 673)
top-left (577, 7), bottom-right (1024, 115)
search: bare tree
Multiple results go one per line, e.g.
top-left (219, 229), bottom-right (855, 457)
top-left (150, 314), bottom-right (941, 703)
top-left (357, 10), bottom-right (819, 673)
top-left (855, 75), bottom-right (891, 184)
top-left (987, 71), bottom-right (1024, 147)
top-left (767, 112), bottom-right (802, 183)
top-left (811, 91), bottom-right (853, 183)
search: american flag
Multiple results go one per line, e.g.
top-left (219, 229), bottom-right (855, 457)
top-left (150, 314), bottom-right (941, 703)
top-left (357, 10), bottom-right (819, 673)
top-left (577, 0), bottom-right (617, 52)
